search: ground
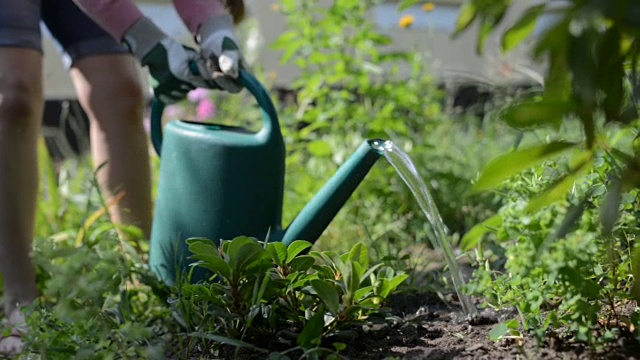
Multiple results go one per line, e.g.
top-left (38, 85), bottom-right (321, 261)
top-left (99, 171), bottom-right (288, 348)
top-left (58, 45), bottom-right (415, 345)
top-left (344, 292), bottom-right (640, 360)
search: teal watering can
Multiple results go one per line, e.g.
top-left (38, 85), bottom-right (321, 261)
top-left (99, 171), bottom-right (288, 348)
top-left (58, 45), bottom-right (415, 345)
top-left (149, 70), bottom-right (384, 284)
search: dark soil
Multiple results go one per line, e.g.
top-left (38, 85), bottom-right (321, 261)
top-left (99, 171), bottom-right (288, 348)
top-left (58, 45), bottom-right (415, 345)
top-left (200, 290), bottom-right (640, 360)
top-left (342, 292), bottom-right (640, 360)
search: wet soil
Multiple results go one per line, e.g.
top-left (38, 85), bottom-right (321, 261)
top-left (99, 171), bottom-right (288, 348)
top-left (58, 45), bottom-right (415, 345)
top-left (343, 292), bottom-right (640, 360)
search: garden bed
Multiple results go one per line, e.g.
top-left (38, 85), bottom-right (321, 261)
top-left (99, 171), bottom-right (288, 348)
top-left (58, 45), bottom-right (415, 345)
top-left (343, 292), bottom-right (640, 360)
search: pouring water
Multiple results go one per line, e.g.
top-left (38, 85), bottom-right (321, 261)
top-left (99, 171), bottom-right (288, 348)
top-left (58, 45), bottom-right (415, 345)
top-left (371, 140), bottom-right (478, 316)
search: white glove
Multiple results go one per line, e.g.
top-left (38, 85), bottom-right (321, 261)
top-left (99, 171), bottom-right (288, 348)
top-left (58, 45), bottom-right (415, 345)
top-left (197, 14), bottom-right (247, 93)
top-left (123, 17), bottom-right (210, 103)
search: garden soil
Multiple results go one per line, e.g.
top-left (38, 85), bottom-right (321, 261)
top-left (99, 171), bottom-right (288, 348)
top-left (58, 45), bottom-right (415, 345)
top-left (342, 292), bottom-right (640, 360)
top-left (211, 290), bottom-right (640, 360)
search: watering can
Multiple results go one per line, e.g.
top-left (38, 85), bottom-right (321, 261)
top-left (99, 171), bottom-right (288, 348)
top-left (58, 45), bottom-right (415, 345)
top-left (149, 70), bottom-right (384, 284)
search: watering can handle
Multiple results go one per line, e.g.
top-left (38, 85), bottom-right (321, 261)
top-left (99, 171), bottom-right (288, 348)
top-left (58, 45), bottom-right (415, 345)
top-left (150, 67), bottom-right (280, 156)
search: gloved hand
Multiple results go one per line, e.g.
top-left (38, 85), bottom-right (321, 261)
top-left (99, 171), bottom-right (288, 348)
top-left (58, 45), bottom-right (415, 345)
top-left (197, 14), bottom-right (247, 93)
top-left (122, 17), bottom-right (210, 104)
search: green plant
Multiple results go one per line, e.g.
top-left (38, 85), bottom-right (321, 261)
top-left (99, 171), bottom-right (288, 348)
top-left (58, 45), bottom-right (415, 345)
top-left (166, 237), bottom-right (408, 358)
top-left (7, 145), bottom-right (173, 359)
top-left (440, 0), bottom-right (640, 348)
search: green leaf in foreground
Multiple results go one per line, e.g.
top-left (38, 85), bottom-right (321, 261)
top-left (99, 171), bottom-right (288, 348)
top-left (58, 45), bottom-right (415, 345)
top-left (297, 308), bottom-right (325, 349)
top-left (311, 279), bottom-right (340, 315)
top-left (267, 242), bottom-right (288, 267)
top-left (460, 214), bottom-right (503, 251)
top-left (501, 4), bottom-right (546, 52)
top-left (473, 141), bottom-right (577, 192)
top-left (501, 99), bottom-right (574, 129)
top-left (525, 155), bottom-right (593, 213)
top-left (286, 240), bottom-right (313, 263)
top-left (454, 2), bottom-right (477, 37)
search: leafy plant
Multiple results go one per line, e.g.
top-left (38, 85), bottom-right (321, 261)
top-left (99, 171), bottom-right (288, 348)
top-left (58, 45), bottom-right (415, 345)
top-left (446, 0), bottom-right (640, 348)
top-left (166, 237), bottom-right (408, 358)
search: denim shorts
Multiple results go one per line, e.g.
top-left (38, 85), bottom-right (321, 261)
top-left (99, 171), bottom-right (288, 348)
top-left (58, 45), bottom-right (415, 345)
top-left (0, 0), bottom-right (129, 68)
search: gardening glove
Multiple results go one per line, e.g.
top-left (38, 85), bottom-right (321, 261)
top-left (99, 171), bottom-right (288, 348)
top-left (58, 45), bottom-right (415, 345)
top-left (196, 14), bottom-right (247, 93)
top-left (122, 17), bottom-right (211, 104)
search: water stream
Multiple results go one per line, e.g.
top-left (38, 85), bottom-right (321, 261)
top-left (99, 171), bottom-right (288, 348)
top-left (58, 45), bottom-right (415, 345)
top-left (371, 139), bottom-right (478, 316)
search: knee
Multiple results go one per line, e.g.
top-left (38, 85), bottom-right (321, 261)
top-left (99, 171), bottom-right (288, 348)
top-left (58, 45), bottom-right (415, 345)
top-left (0, 76), bottom-right (43, 133)
top-left (97, 76), bottom-right (144, 113)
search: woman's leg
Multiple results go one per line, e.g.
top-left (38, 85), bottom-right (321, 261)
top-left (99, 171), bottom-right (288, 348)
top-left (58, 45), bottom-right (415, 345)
top-left (69, 54), bottom-right (152, 239)
top-left (0, 47), bottom-right (43, 352)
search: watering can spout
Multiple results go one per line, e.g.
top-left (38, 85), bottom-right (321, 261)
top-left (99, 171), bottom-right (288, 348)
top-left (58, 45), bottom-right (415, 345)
top-left (280, 139), bottom-right (385, 246)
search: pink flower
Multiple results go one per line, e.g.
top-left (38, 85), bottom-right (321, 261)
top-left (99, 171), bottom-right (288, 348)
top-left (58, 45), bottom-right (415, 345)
top-left (196, 98), bottom-right (217, 121)
top-left (187, 88), bottom-right (209, 103)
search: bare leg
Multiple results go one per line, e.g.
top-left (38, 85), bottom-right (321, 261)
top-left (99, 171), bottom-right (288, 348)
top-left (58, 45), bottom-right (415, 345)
top-left (0, 48), bottom-right (43, 355)
top-left (70, 54), bottom-right (152, 239)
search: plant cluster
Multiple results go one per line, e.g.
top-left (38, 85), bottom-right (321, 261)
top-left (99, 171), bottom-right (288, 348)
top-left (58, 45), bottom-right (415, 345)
top-left (168, 237), bottom-right (406, 359)
top-left (442, 0), bottom-right (640, 349)
top-left (5, 149), bottom-right (408, 359)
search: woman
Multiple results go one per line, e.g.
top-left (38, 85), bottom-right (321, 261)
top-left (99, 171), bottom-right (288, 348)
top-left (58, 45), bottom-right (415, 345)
top-left (0, 0), bottom-right (246, 355)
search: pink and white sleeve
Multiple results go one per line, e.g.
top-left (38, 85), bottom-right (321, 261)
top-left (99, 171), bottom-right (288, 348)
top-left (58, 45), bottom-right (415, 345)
top-left (74, 0), bottom-right (227, 41)
top-left (73, 0), bottom-right (144, 40)
top-left (172, 0), bottom-right (227, 34)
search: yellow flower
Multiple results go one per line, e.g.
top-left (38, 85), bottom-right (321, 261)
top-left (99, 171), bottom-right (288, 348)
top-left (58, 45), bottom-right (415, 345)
top-left (398, 15), bottom-right (414, 29)
top-left (422, 2), bottom-right (435, 12)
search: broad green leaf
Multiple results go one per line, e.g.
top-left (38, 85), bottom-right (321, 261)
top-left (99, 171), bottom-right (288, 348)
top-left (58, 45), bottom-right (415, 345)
top-left (189, 332), bottom-right (268, 352)
top-left (290, 255), bottom-right (316, 272)
top-left (359, 263), bottom-right (384, 285)
top-left (552, 196), bottom-right (587, 241)
top-left (597, 27), bottom-right (624, 123)
top-left (354, 285), bottom-right (374, 301)
top-left (501, 100), bottom-right (574, 129)
top-left (311, 279), bottom-right (340, 315)
top-left (460, 214), bottom-right (503, 251)
top-left (187, 239), bottom-right (231, 278)
top-left (600, 177), bottom-right (622, 236)
top-left (473, 141), bottom-right (577, 192)
top-left (286, 240), bottom-right (313, 263)
top-left (347, 242), bottom-right (369, 269)
top-left (344, 262), bottom-right (360, 303)
top-left (297, 308), bottom-right (325, 348)
top-left (569, 29), bottom-right (598, 110)
top-left (525, 156), bottom-right (593, 213)
top-left (501, 4), bottom-right (545, 52)
top-left (352, 262), bottom-right (365, 287)
top-left (376, 274), bottom-right (409, 298)
top-left (398, 0), bottom-right (422, 11)
top-left (454, 2), bottom-right (477, 37)
top-left (266, 242), bottom-right (287, 267)
top-left (186, 237), bottom-right (218, 254)
top-left (488, 319), bottom-right (520, 341)
top-left (227, 237), bottom-right (267, 277)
